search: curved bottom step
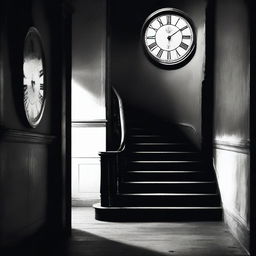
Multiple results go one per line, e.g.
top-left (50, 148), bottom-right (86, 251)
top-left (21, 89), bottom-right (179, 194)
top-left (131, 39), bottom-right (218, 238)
top-left (93, 203), bottom-right (223, 222)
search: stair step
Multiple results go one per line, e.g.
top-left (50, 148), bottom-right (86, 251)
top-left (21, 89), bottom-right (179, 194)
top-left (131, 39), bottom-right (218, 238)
top-left (128, 135), bottom-right (185, 143)
top-left (130, 160), bottom-right (201, 171)
top-left (125, 170), bottom-right (214, 181)
top-left (94, 203), bottom-right (222, 221)
top-left (120, 181), bottom-right (217, 193)
top-left (130, 151), bottom-right (200, 160)
top-left (130, 142), bottom-right (195, 151)
top-left (132, 151), bottom-right (197, 153)
top-left (115, 193), bottom-right (220, 207)
top-left (97, 106), bottom-right (222, 220)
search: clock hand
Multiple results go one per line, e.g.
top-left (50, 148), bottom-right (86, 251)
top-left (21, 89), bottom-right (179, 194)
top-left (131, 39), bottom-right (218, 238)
top-left (169, 29), bottom-right (181, 38)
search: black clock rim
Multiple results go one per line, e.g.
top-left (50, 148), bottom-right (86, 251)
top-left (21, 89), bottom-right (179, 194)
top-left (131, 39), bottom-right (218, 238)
top-left (141, 7), bottom-right (197, 68)
top-left (23, 26), bottom-right (47, 128)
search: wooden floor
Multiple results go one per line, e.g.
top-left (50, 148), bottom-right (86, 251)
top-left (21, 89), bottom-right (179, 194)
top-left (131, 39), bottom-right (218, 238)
top-left (69, 207), bottom-right (247, 256)
top-left (3, 207), bottom-right (247, 256)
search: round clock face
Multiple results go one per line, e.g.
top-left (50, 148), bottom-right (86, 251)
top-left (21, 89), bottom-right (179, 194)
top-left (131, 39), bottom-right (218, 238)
top-left (143, 8), bottom-right (196, 66)
top-left (23, 27), bottom-right (46, 128)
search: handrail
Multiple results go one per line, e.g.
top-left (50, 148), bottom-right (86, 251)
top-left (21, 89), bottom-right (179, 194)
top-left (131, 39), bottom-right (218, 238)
top-left (112, 87), bottom-right (126, 152)
top-left (99, 88), bottom-right (126, 206)
top-left (177, 122), bottom-right (197, 134)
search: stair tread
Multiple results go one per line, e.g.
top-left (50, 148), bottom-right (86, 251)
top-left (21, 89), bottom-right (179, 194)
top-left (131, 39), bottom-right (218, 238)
top-left (120, 193), bottom-right (218, 196)
top-left (127, 170), bottom-right (204, 173)
top-left (94, 203), bottom-right (221, 210)
top-left (132, 160), bottom-right (200, 163)
top-left (131, 135), bottom-right (163, 137)
top-left (131, 151), bottom-right (197, 154)
top-left (123, 181), bottom-right (215, 184)
top-left (133, 142), bottom-right (187, 145)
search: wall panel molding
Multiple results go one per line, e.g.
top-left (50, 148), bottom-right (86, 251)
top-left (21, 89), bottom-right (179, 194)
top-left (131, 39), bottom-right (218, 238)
top-left (223, 207), bottom-right (250, 254)
top-left (72, 120), bottom-right (107, 128)
top-left (0, 127), bottom-right (55, 144)
top-left (214, 139), bottom-right (250, 154)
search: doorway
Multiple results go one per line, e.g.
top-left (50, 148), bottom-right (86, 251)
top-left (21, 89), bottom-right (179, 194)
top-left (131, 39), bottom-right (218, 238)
top-left (71, 0), bottom-right (107, 211)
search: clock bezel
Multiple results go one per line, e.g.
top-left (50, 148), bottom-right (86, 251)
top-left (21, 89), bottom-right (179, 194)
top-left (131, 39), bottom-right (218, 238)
top-left (23, 27), bottom-right (46, 128)
top-left (141, 8), bottom-right (197, 68)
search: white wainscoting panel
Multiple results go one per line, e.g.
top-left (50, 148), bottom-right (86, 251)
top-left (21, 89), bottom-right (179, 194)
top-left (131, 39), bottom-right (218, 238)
top-left (72, 125), bottom-right (105, 206)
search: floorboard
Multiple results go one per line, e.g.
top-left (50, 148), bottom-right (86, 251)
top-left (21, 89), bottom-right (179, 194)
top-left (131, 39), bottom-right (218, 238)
top-left (70, 207), bottom-right (248, 256)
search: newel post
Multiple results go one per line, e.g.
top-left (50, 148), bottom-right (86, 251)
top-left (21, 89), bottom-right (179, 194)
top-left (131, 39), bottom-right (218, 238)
top-left (99, 152), bottom-right (119, 207)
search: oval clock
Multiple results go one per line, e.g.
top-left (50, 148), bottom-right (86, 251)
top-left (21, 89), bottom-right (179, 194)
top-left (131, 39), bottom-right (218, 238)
top-left (23, 27), bottom-right (46, 128)
top-left (142, 8), bottom-right (196, 67)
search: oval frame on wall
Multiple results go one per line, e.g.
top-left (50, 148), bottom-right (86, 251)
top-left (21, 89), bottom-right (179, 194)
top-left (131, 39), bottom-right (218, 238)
top-left (23, 27), bottom-right (46, 128)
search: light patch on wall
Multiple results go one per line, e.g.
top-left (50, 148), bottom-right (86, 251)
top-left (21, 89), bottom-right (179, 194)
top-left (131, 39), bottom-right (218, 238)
top-left (72, 126), bottom-right (106, 157)
top-left (214, 149), bottom-right (249, 228)
top-left (215, 134), bottom-right (244, 144)
top-left (72, 78), bottom-right (105, 121)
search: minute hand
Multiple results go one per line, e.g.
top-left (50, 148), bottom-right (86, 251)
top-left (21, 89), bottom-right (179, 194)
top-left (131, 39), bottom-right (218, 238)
top-left (169, 29), bottom-right (180, 38)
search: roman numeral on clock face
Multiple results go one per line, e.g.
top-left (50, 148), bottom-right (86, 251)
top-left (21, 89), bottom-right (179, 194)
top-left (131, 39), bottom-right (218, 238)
top-left (182, 35), bottom-right (191, 39)
top-left (167, 51), bottom-right (171, 60)
top-left (149, 24), bottom-right (157, 31)
top-left (40, 84), bottom-right (44, 90)
top-left (24, 94), bottom-right (28, 103)
top-left (156, 49), bottom-right (164, 58)
top-left (39, 94), bottom-right (44, 104)
top-left (180, 42), bottom-right (189, 50)
top-left (148, 42), bottom-right (157, 51)
top-left (166, 15), bottom-right (171, 25)
top-left (180, 25), bottom-right (188, 31)
top-left (39, 69), bottom-right (44, 77)
top-left (157, 17), bottom-right (163, 27)
top-left (175, 18), bottom-right (180, 26)
top-left (147, 35), bottom-right (156, 40)
top-left (176, 49), bottom-right (181, 57)
top-left (24, 93), bottom-right (29, 108)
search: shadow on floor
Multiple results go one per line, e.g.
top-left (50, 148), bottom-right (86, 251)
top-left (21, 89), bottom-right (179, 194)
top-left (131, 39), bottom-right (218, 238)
top-left (1, 228), bottom-right (248, 256)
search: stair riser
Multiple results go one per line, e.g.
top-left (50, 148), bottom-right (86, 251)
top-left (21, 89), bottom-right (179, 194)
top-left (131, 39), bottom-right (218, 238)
top-left (120, 183), bottom-right (217, 193)
top-left (126, 122), bottom-right (186, 133)
top-left (128, 136), bottom-right (185, 143)
top-left (129, 153), bottom-right (200, 161)
top-left (129, 144), bottom-right (195, 151)
top-left (95, 207), bottom-right (222, 222)
top-left (124, 172), bottom-right (214, 181)
top-left (130, 162), bottom-right (202, 171)
top-left (115, 195), bottom-right (220, 207)
top-left (127, 133), bottom-right (184, 140)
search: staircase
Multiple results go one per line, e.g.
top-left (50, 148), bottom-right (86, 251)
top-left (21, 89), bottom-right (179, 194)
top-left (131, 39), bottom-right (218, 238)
top-left (94, 106), bottom-right (222, 221)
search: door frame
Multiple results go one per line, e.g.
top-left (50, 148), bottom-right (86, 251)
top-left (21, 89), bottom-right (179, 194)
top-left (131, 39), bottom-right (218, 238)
top-left (250, 0), bottom-right (256, 254)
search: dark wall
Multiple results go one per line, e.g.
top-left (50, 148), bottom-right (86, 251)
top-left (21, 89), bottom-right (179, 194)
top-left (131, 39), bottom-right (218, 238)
top-left (213, 0), bottom-right (249, 140)
top-left (110, 0), bottom-right (207, 146)
top-left (213, 0), bottom-right (250, 252)
top-left (72, 0), bottom-right (106, 121)
top-left (0, 0), bottom-right (70, 246)
top-left (2, 1), bottom-right (55, 133)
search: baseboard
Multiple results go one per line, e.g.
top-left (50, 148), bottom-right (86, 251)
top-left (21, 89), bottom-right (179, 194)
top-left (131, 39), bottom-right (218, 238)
top-left (223, 208), bottom-right (250, 255)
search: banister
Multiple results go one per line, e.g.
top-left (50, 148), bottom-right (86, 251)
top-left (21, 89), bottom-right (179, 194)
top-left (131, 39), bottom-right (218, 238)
top-left (99, 88), bottom-right (126, 206)
top-left (112, 87), bottom-right (126, 152)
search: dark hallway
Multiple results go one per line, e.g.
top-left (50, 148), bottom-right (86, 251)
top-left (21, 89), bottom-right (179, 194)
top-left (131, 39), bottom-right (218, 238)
top-left (0, 0), bottom-right (255, 255)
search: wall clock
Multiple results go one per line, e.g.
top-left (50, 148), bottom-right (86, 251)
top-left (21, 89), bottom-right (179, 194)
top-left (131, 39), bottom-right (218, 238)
top-left (142, 8), bottom-right (196, 67)
top-left (23, 27), bottom-right (46, 128)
